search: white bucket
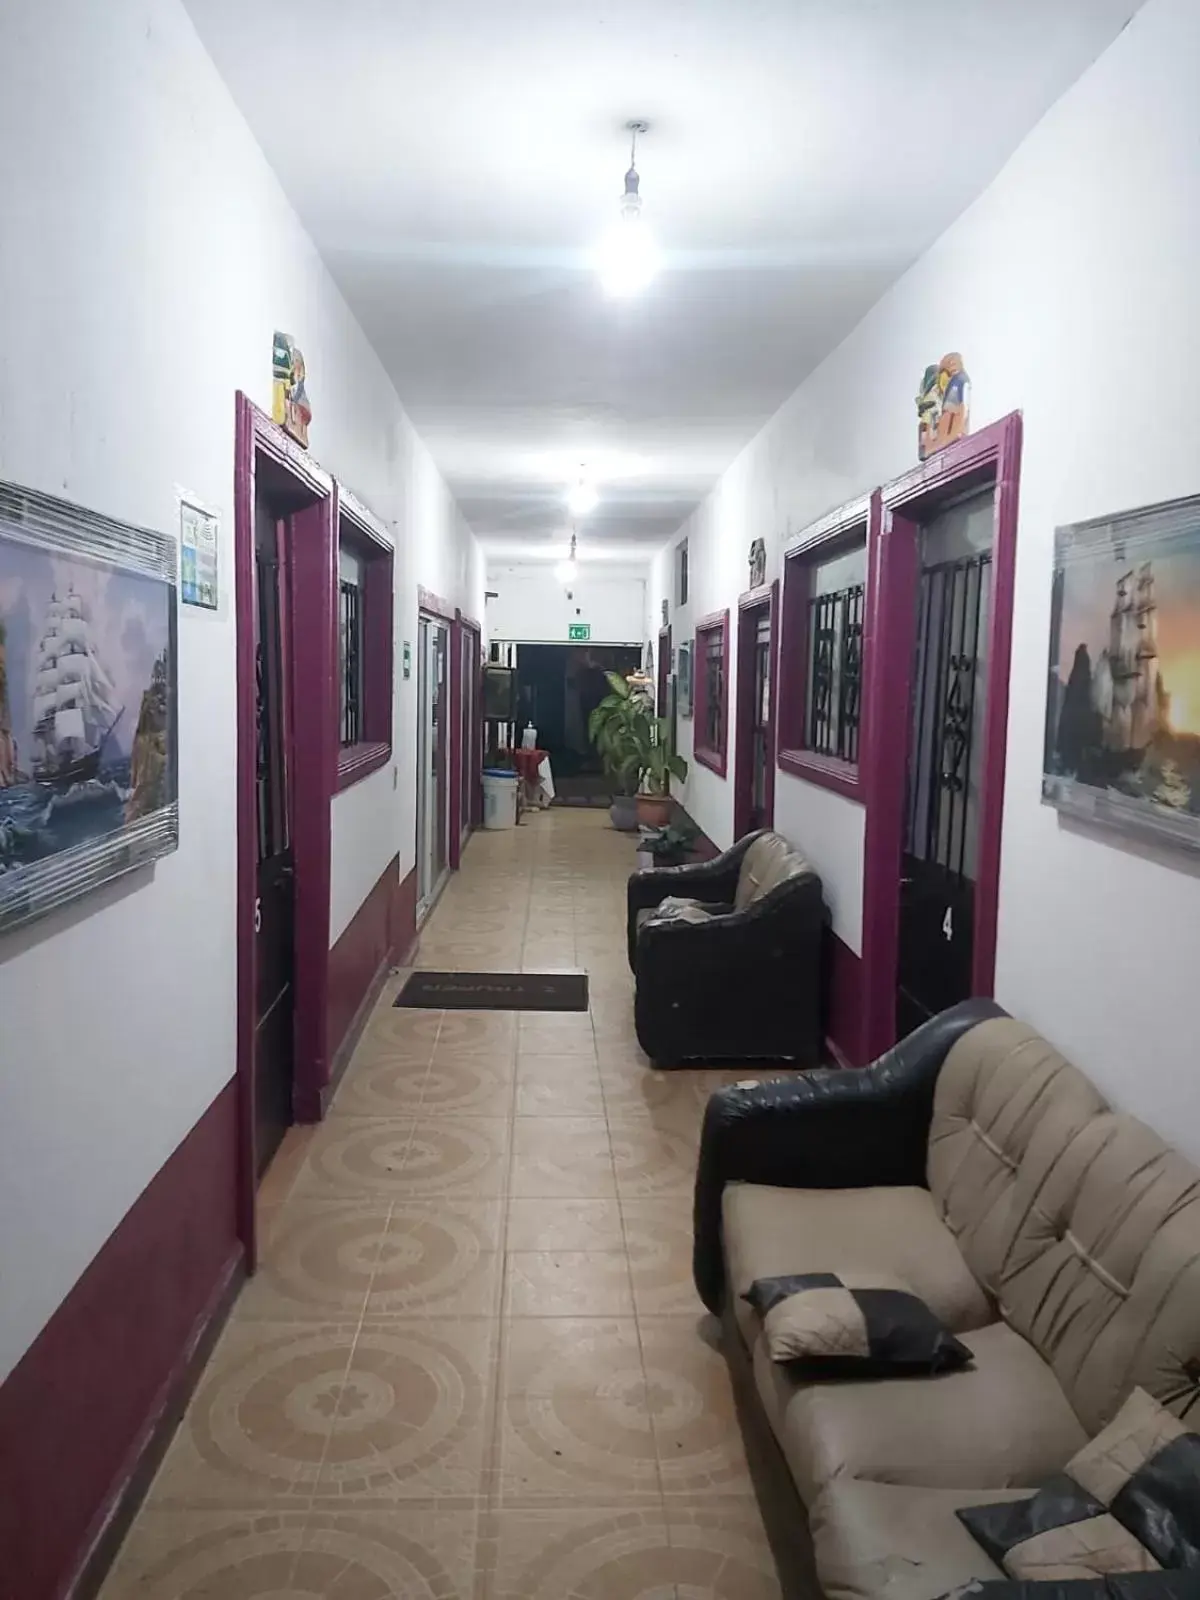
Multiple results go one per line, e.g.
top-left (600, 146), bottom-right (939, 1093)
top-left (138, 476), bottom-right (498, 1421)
top-left (482, 769), bottom-right (519, 830)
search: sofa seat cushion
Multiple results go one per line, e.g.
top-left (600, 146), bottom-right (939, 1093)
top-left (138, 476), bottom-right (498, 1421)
top-left (723, 1182), bottom-right (994, 1342)
top-left (759, 1320), bottom-right (1088, 1503)
top-left (810, 1481), bottom-right (1032, 1600)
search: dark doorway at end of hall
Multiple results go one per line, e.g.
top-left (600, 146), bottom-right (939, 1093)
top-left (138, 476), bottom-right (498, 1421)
top-left (515, 643), bottom-right (641, 804)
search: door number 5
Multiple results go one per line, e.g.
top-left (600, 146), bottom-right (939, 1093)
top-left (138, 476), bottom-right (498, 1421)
top-left (942, 906), bottom-right (953, 942)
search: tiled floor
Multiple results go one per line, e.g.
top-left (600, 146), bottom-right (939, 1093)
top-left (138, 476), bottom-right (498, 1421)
top-left (100, 809), bottom-right (783, 1599)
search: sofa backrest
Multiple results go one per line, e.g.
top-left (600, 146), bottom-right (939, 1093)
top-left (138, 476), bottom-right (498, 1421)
top-left (928, 1017), bottom-right (1200, 1435)
top-left (734, 833), bottom-right (811, 911)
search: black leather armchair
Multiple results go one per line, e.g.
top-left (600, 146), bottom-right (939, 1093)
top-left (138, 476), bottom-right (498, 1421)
top-left (626, 831), bottom-right (827, 1068)
top-left (691, 997), bottom-right (1006, 1313)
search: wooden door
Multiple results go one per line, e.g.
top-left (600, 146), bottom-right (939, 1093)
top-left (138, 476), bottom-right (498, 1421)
top-left (896, 490), bottom-right (995, 1038)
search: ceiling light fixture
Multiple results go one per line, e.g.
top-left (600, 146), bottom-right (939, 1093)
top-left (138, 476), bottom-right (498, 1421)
top-left (566, 467), bottom-right (599, 517)
top-left (596, 120), bottom-right (660, 299)
top-left (554, 531), bottom-right (579, 585)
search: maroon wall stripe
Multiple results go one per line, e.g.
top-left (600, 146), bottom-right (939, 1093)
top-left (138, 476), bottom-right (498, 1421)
top-left (0, 1083), bottom-right (241, 1600)
top-left (321, 852), bottom-right (403, 1113)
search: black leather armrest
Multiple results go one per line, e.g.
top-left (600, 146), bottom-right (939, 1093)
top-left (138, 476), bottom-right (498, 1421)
top-left (626, 830), bottom-right (764, 966)
top-left (938, 1578), bottom-right (1200, 1600)
top-left (692, 997), bottom-right (1007, 1312)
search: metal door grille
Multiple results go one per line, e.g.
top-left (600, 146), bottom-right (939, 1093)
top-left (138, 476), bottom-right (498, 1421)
top-left (703, 628), bottom-right (724, 752)
top-left (905, 552), bottom-right (991, 879)
top-left (339, 578), bottom-right (361, 746)
top-left (806, 582), bottom-right (864, 762)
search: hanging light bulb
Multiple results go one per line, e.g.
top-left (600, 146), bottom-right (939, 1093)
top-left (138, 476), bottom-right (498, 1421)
top-left (596, 120), bottom-right (660, 299)
top-left (566, 468), bottom-right (598, 517)
top-left (554, 531), bottom-right (579, 585)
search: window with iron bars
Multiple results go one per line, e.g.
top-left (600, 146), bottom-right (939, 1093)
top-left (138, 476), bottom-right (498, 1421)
top-left (702, 625), bottom-right (724, 753)
top-left (339, 576), bottom-right (362, 746)
top-left (804, 580), bottom-right (864, 764)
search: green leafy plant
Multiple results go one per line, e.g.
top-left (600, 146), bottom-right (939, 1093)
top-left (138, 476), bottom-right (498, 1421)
top-left (642, 820), bottom-right (700, 864)
top-left (587, 671), bottom-right (688, 797)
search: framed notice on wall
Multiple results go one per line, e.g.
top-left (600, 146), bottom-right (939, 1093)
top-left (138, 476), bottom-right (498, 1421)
top-left (178, 490), bottom-right (219, 610)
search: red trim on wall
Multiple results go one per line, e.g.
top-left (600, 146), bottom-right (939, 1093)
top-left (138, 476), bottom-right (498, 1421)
top-left (234, 393), bottom-right (334, 1270)
top-left (825, 931), bottom-right (866, 1069)
top-left (656, 624), bottom-right (672, 712)
top-left (313, 852), bottom-right (403, 1121)
top-left (392, 864), bottom-right (420, 968)
top-left (776, 492), bottom-right (879, 801)
top-left (460, 617), bottom-right (484, 830)
top-left (0, 1084), bottom-right (242, 1600)
top-left (860, 411), bottom-right (1024, 1062)
top-left (692, 608), bottom-right (730, 778)
top-left (732, 582), bottom-right (778, 838)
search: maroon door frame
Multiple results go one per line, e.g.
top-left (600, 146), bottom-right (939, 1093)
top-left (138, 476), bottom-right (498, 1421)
top-left (456, 613), bottom-right (483, 842)
top-left (733, 581), bottom-right (779, 838)
top-left (234, 393), bottom-right (336, 1271)
top-left (418, 588), bottom-right (457, 883)
top-left (656, 624), bottom-right (671, 712)
top-left (859, 411), bottom-right (1023, 1064)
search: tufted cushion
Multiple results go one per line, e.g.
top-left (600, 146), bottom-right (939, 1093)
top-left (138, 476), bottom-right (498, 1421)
top-left (734, 833), bottom-right (811, 910)
top-left (929, 1017), bottom-right (1200, 1437)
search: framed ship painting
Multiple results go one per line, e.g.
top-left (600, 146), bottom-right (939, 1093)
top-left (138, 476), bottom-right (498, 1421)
top-left (0, 482), bottom-right (178, 935)
top-left (1043, 492), bottom-right (1200, 860)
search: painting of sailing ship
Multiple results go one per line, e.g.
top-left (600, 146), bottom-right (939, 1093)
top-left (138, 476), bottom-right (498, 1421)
top-left (0, 483), bottom-right (177, 934)
top-left (1043, 493), bottom-right (1200, 859)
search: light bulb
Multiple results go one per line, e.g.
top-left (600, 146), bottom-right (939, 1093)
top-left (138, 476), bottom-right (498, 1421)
top-left (566, 480), bottom-right (599, 516)
top-left (596, 214), bottom-right (660, 298)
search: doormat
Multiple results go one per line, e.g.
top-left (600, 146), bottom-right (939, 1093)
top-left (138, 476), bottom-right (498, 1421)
top-left (395, 971), bottom-right (589, 1012)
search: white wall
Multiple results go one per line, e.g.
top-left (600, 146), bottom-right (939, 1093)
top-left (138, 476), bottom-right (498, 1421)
top-left (0, 0), bottom-right (479, 1381)
top-left (487, 562), bottom-right (647, 645)
top-left (652, 0), bottom-right (1200, 1154)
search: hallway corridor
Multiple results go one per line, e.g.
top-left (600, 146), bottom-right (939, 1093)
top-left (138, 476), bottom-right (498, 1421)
top-left (99, 810), bottom-right (783, 1599)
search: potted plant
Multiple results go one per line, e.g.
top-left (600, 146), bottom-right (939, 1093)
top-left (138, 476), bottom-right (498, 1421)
top-left (640, 819), bottom-right (700, 866)
top-left (588, 672), bottom-right (688, 832)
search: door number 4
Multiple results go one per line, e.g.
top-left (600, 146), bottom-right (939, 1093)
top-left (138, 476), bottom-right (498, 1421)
top-left (942, 906), bottom-right (953, 942)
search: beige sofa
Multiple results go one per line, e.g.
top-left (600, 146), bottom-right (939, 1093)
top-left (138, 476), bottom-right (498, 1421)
top-left (693, 1000), bottom-right (1200, 1600)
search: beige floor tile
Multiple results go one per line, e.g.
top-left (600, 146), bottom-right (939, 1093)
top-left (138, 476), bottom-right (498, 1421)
top-left (149, 1321), bottom-right (356, 1505)
top-left (330, 1055), bottom-right (430, 1117)
top-left (496, 1319), bottom-right (659, 1504)
top-left (608, 1120), bottom-right (700, 1198)
top-left (434, 1011), bottom-right (518, 1054)
top-left (505, 1198), bottom-right (625, 1252)
top-left (664, 1502), bottom-right (785, 1598)
top-left (639, 1318), bottom-right (757, 1499)
top-left (292, 1118), bottom-right (417, 1198)
top-left (354, 1007), bottom-right (444, 1064)
top-left (621, 1198), bottom-right (705, 1319)
top-left (97, 1510), bottom-right (312, 1599)
top-left (393, 1118), bottom-right (513, 1198)
top-left (504, 1251), bottom-right (635, 1317)
top-left (256, 1125), bottom-right (318, 1211)
top-left (366, 1201), bottom-right (503, 1317)
top-left (516, 1057), bottom-right (606, 1116)
top-left (518, 1013), bottom-right (597, 1057)
top-left (239, 1201), bottom-right (392, 1322)
top-left (478, 1506), bottom-right (675, 1600)
top-left (313, 1319), bottom-right (496, 1503)
top-left (510, 1117), bottom-right (616, 1199)
top-left (420, 1052), bottom-right (516, 1117)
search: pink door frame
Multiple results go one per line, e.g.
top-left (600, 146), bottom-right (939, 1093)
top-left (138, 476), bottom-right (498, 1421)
top-left (657, 624), bottom-right (671, 711)
top-left (456, 613), bottom-right (483, 842)
top-left (733, 581), bottom-right (779, 838)
top-left (418, 588), bottom-right (457, 881)
top-left (859, 411), bottom-right (1024, 1063)
top-left (234, 393), bottom-right (337, 1271)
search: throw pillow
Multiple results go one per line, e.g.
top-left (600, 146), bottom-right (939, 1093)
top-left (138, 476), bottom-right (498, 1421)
top-left (958, 1388), bottom-right (1200, 1578)
top-left (648, 895), bottom-right (715, 926)
top-left (742, 1270), bottom-right (972, 1376)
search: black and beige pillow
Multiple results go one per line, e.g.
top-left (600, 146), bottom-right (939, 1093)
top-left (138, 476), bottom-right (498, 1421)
top-left (959, 1388), bottom-right (1200, 1580)
top-left (742, 1271), bottom-right (972, 1376)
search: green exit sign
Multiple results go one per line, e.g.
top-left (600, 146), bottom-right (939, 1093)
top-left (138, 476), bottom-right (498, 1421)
top-left (568, 623), bottom-right (591, 641)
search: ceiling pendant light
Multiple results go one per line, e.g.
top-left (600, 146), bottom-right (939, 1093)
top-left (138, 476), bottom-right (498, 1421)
top-left (555, 531), bottom-right (579, 585)
top-left (596, 120), bottom-right (660, 299)
top-left (566, 466), bottom-right (599, 517)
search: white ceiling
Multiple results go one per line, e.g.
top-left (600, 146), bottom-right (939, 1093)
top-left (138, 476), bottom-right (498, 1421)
top-left (186, 0), bottom-right (1141, 564)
